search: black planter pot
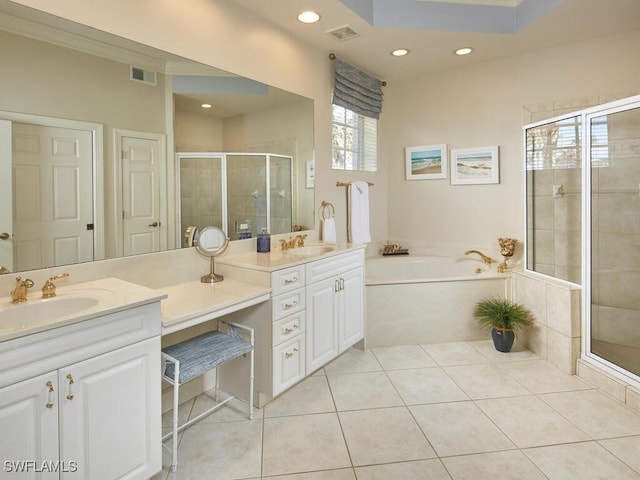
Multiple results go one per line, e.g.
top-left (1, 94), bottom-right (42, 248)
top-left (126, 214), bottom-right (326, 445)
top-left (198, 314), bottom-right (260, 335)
top-left (491, 328), bottom-right (515, 352)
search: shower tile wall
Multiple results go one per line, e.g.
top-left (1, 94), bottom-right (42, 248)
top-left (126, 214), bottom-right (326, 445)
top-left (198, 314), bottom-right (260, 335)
top-left (180, 157), bottom-right (223, 242)
top-left (591, 107), bottom-right (640, 360)
top-left (227, 155), bottom-right (267, 240)
top-left (269, 156), bottom-right (293, 235)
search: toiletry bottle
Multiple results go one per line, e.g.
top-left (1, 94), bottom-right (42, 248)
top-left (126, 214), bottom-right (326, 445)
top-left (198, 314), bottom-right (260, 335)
top-left (257, 228), bottom-right (271, 253)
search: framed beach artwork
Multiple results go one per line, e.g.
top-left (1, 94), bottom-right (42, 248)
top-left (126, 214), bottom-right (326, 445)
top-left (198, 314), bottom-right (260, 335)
top-left (405, 144), bottom-right (448, 180)
top-left (450, 146), bottom-right (500, 185)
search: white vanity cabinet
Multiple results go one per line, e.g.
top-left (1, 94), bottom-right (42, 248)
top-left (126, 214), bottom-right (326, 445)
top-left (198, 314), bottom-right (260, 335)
top-left (271, 264), bottom-right (306, 396)
top-left (0, 301), bottom-right (162, 480)
top-left (305, 250), bottom-right (364, 373)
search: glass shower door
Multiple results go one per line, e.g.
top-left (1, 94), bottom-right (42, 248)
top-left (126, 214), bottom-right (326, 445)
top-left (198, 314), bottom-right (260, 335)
top-left (589, 105), bottom-right (640, 377)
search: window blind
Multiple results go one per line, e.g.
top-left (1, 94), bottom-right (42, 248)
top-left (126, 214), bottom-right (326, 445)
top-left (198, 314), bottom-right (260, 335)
top-left (332, 57), bottom-right (383, 120)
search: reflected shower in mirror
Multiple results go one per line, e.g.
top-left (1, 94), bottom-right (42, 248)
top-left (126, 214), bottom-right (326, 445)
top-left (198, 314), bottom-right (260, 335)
top-left (0, 0), bottom-right (314, 275)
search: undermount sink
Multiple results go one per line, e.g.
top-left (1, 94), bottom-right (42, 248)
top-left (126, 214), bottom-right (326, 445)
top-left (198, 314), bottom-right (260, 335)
top-left (0, 295), bottom-right (101, 331)
top-left (288, 245), bottom-right (336, 257)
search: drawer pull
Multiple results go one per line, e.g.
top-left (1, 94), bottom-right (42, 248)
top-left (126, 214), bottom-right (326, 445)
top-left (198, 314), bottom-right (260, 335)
top-left (284, 347), bottom-right (299, 359)
top-left (66, 374), bottom-right (75, 400)
top-left (284, 277), bottom-right (298, 285)
top-left (283, 324), bottom-right (299, 334)
top-left (283, 300), bottom-right (298, 309)
top-left (46, 381), bottom-right (54, 409)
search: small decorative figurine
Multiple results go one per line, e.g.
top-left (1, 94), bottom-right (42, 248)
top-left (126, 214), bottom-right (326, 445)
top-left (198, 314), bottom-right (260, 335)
top-left (497, 237), bottom-right (517, 273)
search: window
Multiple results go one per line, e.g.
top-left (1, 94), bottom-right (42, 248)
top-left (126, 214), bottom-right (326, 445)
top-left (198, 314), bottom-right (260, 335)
top-left (332, 104), bottom-right (377, 172)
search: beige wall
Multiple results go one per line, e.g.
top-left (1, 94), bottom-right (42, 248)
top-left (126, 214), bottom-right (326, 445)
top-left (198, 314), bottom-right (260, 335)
top-left (381, 29), bottom-right (640, 259)
top-left (6, 0), bottom-right (640, 252)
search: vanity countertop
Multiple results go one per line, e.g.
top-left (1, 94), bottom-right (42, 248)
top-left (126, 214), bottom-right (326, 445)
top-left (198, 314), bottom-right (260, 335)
top-left (216, 242), bottom-right (365, 272)
top-left (0, 277), bottom-right (166, 343)
top-left (158, 279), bottom-right (272, 335)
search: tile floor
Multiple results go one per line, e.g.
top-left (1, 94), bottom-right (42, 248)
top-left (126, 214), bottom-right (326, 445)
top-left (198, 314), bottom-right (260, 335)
top-left (157, 341), bottom-right (640, 480)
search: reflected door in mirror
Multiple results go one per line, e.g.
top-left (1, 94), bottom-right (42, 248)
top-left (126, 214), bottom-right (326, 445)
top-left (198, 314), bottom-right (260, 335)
top-left (12, 123), bottom-right (94, 270)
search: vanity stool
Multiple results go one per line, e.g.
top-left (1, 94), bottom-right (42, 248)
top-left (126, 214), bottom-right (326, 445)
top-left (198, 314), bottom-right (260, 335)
top-left (161, 320), bottom-right (255, 472)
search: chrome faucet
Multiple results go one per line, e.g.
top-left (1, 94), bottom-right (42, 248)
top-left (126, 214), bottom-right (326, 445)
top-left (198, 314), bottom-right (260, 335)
top-left (10, 276), bottom-right (35, 303)
top-left (42, 273), bottom-right (70, 299)
top-left (465, 250), bottom-right (494, 265)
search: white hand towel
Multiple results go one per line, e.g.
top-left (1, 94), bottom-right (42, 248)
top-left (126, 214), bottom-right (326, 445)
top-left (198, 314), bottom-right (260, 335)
top-left (321, 217), bottom-right (337, 243)
top-left (347, 181), bottom-right (371, 244)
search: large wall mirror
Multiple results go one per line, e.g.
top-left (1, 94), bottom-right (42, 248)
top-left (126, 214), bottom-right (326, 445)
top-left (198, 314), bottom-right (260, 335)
top-left (0, 0), bottom-right (315, 274)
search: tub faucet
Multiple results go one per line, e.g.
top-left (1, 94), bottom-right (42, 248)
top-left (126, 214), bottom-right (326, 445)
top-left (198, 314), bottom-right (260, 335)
top-left (10, 276), bottom-right (34, 303)
top-left (465, 250), bottom-right (494, 265)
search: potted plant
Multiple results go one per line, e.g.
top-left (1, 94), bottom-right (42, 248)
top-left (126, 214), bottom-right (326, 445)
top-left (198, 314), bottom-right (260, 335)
top-left (473, 296), bottom-right (533, 352)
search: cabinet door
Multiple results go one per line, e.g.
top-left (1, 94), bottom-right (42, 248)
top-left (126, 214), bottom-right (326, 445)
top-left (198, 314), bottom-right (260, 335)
top-left (0, 372), bottom-right (59, 480)
top-left (338, 267), bottom-right (364, 352)
top-left (306, 277), bottom-right (339, 373)
top-left (273, 334), bottom-right (306, 396)
top-left (58, 337), bottom-right (161, 480)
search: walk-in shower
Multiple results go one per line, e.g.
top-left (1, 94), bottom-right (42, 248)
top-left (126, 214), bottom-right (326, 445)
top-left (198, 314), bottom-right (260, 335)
top-left (525, 94), bottom-right (640, 385)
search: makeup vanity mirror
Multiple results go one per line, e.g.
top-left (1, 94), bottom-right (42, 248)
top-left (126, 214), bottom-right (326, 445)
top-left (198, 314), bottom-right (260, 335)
top-left (195, 226), bottom-right (229, 283)
top-left (0, 0), bottom-right (314, 275)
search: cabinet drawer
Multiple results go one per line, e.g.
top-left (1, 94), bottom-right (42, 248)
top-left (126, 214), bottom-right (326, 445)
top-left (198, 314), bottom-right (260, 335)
top-left (306, 249), bottom-right (364, 284)
top-left (271, 265), bottom-right (305, 296)
top-left (273, 334), bottom-right (305, 396)
top-left (273, 312), bottom-right (305, 346)
top-left (272, 289), bottom-right (305, 320)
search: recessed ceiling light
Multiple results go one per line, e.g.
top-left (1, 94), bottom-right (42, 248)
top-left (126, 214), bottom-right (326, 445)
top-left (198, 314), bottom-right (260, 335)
top-left (297, 11), bottom-right (320, 24)
top-left (201, 103), bottom-right (212, 109)
top-left (391, 48), bottom-right (409, 57)
top-left (455, 47), bottom-right (474, 56)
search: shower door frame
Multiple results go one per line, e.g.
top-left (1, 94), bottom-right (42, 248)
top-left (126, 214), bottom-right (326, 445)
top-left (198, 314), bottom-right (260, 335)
top-left (582, 95), bottom-right (640, 388)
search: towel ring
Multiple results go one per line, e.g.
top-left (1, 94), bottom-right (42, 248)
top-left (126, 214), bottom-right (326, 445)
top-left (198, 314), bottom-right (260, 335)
top-left (320, 201), bottom-right (335, 220)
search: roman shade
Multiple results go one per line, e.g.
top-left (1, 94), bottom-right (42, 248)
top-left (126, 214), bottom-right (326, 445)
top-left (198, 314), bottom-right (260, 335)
top-left (332, 57), bottom-right (383, 119)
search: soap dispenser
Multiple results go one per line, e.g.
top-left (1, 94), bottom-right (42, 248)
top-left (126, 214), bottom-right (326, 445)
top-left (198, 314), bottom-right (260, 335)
top-left (257, 228), bottom-right (271, 253)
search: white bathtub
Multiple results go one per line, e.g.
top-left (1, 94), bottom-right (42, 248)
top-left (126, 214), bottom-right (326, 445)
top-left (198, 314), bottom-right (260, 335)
top-left (365, 255), bottom-right (510, 347)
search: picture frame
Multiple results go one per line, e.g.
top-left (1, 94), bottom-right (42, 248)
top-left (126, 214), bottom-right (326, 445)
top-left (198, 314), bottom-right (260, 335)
top-left (450, 146), bottom-right (500, 185)
top-left (405, 144), bottom-right (448, 180)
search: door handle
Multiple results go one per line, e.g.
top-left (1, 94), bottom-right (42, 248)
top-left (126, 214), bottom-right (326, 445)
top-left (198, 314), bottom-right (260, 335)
top-left (0, 232), bottom-right (10, 240)
top-left (148, 221), bottom-right (159, 227)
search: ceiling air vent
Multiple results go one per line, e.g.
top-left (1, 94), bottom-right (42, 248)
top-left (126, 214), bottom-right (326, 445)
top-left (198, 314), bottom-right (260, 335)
top-left (130, 66), bottom-right (157, 86)
top-left (326, 25), bottom-right (360, 42)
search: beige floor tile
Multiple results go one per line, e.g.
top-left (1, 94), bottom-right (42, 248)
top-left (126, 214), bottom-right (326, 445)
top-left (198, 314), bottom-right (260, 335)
top-left (524, 441), bottom-right (640, 480)
top-left (327, 371), bottom-right (403, 411)
top-left (443, 363), bottom-right (531, 399)
top-left (495, 359), bottom-right (590, 394)
top-left (372, 345), bottom-right (437, 370)
top-left (162, 398), bottom-right (194, 428)
top-left (339, 407), bottom-right (436, 466)
top-left (262, 413), bottom-right (351, 476)
top-left (264, 376), bottom-right (335, 417)
top-left (422, 342), bottom-right (489, 366)
top-left (264, 468), bottom-right (356, 480)
top-left (442, 450), bottom-right (547, 480)
top-left (354, 459), bottom-right (451, 480)
top-left (476, 395), bottom-right (589, 448)
top-left (410, 402), bottom-right (515, 456)
top-left (387, 367), bottom-right (469, 405)
top-left (469, 340), bottom-right (540, 362)
top-left (189, 390), bottom-right (262, 424)
top-left (165, 420), bottom-right (262, 480)
top-left (323, 348), bottom-right (382, 375)
top-left (599, 436), bottom-right (640, 474)
top-left (540, 389), bottom-right (640, 439)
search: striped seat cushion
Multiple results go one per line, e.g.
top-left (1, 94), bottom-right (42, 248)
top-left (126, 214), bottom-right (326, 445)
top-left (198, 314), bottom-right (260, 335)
top-left (162, 330), bottom-right (253, 384)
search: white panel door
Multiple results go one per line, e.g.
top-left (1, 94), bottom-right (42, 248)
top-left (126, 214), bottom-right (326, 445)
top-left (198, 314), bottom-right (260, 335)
top-left (338, 268), bottom-right (364, 352)
top-left (121, 135), bottom-right (162, 256)
top-left (0, 372), bottom-right (59, 480)
top-left (0, 120), bottom-right (12, 273)
top-left (12, 123), bottom-right (93, 270)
